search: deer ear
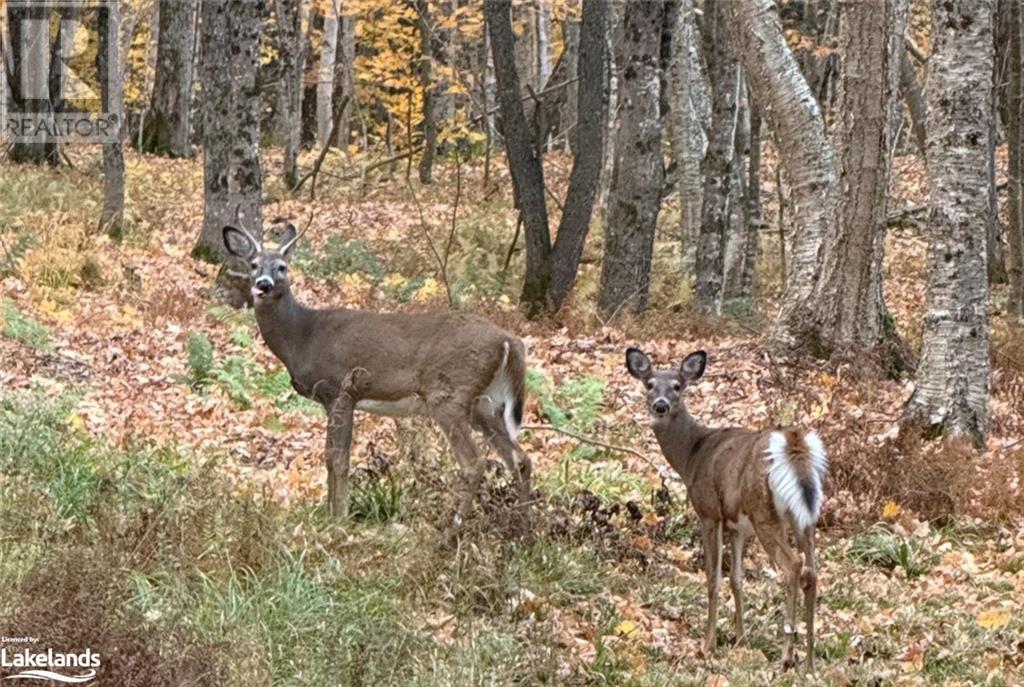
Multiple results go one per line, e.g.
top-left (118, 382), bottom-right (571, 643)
top-left (679, 350), bottom-right (707, 382)
top-left (278, 223), bottom-right (298, 258)
top-left (626, 347), bottom-right (653, 380)
top-left (223, 226), bottom-right (257, 259)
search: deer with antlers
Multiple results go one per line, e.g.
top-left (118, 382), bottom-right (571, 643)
top-left (220, 217), bottom-right (531, 524)
top-left (625, 347), bottom-right (827, 670)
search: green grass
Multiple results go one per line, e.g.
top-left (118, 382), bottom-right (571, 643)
top-left (848, 523), bottom-right (935, 578)
top-left (2, 298), bottom-right (51, 350)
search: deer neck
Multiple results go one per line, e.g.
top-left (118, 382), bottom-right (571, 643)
top-left (253, 284), bottom-right (314, 370)
top-left (652, 409), bottom-right (712, 488)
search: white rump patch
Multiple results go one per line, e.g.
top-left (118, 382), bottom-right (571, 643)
top-left (764, 430), bottom-right (829, 531)
top-left (482, 341), bottom-right (520, 439)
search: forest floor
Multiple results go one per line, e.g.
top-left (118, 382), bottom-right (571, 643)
top-left (1, 147), bottom-right (1022, 686)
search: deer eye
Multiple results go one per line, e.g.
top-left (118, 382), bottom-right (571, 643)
top-left (645, 379), bottom-right (654, 390)
top-left (250, 261), bottom-right (258, 269)
top-left (672, 382), bottom-right (681, 392)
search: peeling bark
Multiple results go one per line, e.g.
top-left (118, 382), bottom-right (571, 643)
top-left (727, 0), bottom-right (837, 349)
top-left (904, 0), bottom-right (994, 445)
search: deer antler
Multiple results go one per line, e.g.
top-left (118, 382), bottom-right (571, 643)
top-left (232, 202), bottom-right (261, 250)
top-left (279, 207), bottom-right (316, 255)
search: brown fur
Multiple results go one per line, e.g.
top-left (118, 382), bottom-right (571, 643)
top-left (224, 229), bottom-right (530, 521)
top-left (626, 348), bottom-right (822, 670)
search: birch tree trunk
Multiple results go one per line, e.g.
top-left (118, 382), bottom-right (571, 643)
top-left (415, 0), bottom-right (438, 183)
top-left (317, 3), bottom-right (339, 149)
top-left (806, 0), bottom-right (907, 360)
top-left (694, 0), bottom-right (739, 314)
top-left (140, 0), bottom-right (196, 157)
top-left (276, 0), bottom-right (307, 189)
top-left (196, 0), bottom-right (265, 308)
top-left (904, 0), bottom-right (994, 445)
top-left (98, 0), bottom-right (125, 237)
top-left (597, 1), bottom-right (666, 319)
top-left (670, 0), bottom-right (709, 273)
top-left (726, 0), bottom-right (837, 349)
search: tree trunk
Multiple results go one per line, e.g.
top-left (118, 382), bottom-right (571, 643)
top-left (727, 0), bottom-right (837, 349)
top-left (486, 0), bottom-right (552, 315)
top-left (903, 0), bottom-right (994, 446)
top-left (805, 0), bottom-right (907, 359)
top-left (670, 0), bottom-right (707, 274)
top-left (317, 3), bottom-right (339, 150)
top-left (415, 0), bottom-right (436, 183)
top-left (597, 1), bottom-right (666, 319)
top-left (537, 1), bottom-right (552, 91)
top-left (5, 3), bottom-right (60, 165)
top-left (738, 103), bottom-right (763, 298)
top-left (998, 0), bottom-right (1024, 317)
top-left (723, 77), bottom-right (752, 301)
top-left (196, 0), bottom-right (265, 308)
top-left (98, 0), bottom-right (125, 237)
top-left (694, 0), bottom-right (739, 314)
top-left (547, 0), bottom-right (608, 311)
top-left (597, 1), bottom-right (623, 209)
top-left (332, 13), bottom-right (356, 149)
top-left (140, 0), bottom-right (196, 157)
top-left (900, 46), bottom-right (927, 155)
top-left (562, 18), bottom-right (581, 153)
top-left (276, 0), bottom-right (306, 189)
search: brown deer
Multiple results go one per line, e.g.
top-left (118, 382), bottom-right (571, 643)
top-left (625, 347), bottom-right (827, 670)
top-left (221, 221), bottom-right (531, 523)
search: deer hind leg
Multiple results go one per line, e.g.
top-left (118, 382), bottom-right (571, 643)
top-left (755, 521), bottom-right (803, 670)
top-left (700, 519), bottom-right (724, 655)
top-left (795, 525), bottom-right (818, 671)
top-left (730, 528), bottom-right (747, 645)
top-left (472, 402), bottom-right (532, 505)
top-left (435, 410), bottom-right (485, 527)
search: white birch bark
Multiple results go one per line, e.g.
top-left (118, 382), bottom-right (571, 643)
top-left (317, 1), bottom-right (339, 149)
top-left (904, 0), bottom-right (994, 445)
top-left (725, 0), bottom-right (837, 349)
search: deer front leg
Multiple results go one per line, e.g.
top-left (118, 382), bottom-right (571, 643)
top-left (324, 368), bottom-right (371, 519)
top-left (700, 519), bottom-right (723, 655)
top-left (325, 396), bottom-right (354, 518)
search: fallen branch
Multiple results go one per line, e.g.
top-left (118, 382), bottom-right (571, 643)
top-left (520, 423), bottom-right (664, 474)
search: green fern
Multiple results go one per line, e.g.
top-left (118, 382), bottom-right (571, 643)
top-left (186, 332), bottom-right (215, 384)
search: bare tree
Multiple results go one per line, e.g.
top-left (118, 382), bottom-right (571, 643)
top-left (98, 0), bottom-right (125, 237)
top-left (486, 0), bottom-right (608, 315)
top-left (276, 0), bottom-right (307, 189)
top-left (140, 0), bottom-right (196, 157)
top-left (194, 0), bottom-right (265, 307)
top-left (997, 0), bottom-right (1024, 317)
top-left (597, 0), bottom-right (668, 319)
top-left (317, 1), bottom-right (340, 149)
top-left (694, 0), bottom-right (739, 315)
top-left (726, 0), bottom-right (837, 349)
top-left (669, 0), bottom-right (709, 273)
top-left (904, 0), bottom-right (994, 445)
top-left (805, 0), bottom-right (908, 360)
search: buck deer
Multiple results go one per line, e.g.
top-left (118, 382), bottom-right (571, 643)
top-left (221, 220), bottom-right (531, 523)
top-left (625, 348), bottom-right (827, 670)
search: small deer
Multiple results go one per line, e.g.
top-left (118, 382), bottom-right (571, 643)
top-left (221, 220), bottom-right (531, 523)
top-left (625, 347), bottom-right (827, 670)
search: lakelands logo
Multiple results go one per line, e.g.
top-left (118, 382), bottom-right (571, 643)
top-left (0, 639), bottom-right (99, 683)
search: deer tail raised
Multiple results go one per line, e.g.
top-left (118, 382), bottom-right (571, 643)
top-left (765, 429), bottom-right (828, 531)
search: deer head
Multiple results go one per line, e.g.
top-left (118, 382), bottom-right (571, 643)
top-left (625, 348), bottom-right (706, 425)
top-left (222, 219), bottom-right (303, 302)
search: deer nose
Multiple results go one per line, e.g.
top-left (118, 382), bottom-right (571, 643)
top-left (254, 276), bottom-right (273, 293)
top-left (652, 399), bottom-right (670, 415)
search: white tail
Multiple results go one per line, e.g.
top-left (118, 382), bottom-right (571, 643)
top-left (765, 430), bottom-right (828, 531)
